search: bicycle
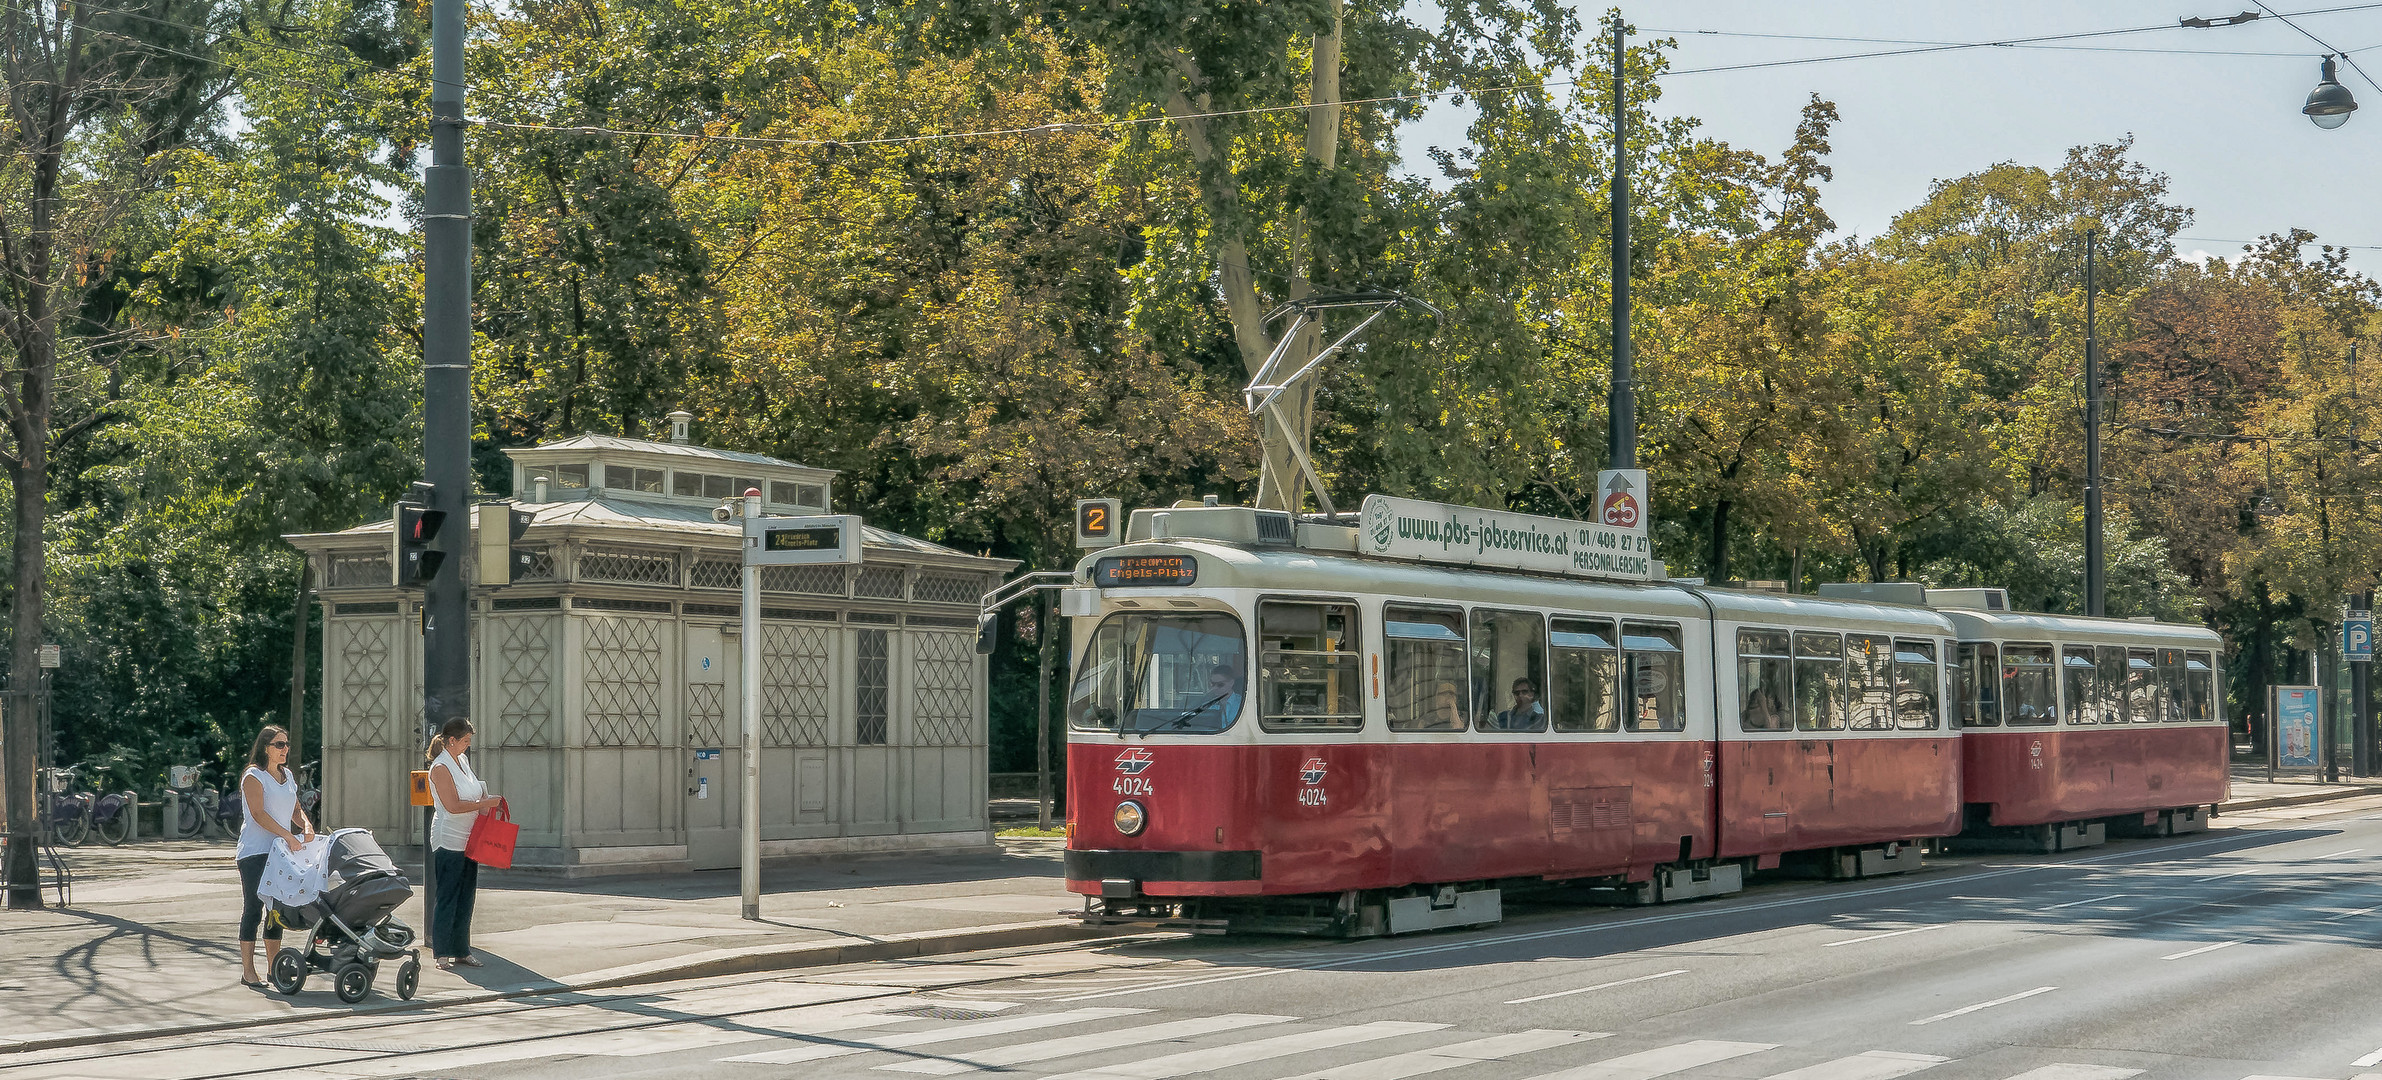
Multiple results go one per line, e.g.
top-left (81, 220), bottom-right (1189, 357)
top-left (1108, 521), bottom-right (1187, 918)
top-left (89, 781), bottom-right (136, 846)
top-left (168, 765), bottom-right (227, 840)
top-left (37, 767), bottom-right (91, 847)
top-left (297, 759), bottom-right (323, 830)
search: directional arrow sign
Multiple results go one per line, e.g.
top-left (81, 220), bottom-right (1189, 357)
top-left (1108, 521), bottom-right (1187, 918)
top-left (1596, 469), bottom-right (1648, 533)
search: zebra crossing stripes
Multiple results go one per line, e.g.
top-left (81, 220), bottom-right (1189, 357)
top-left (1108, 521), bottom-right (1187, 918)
top-left (1273, 1029), bottom-right (1609, 1080)
top-left (1513, 1039), bottom-right (1779, 1080)
top-left (1995, 1067), bottom-right (2143, 1080)
top-left (1758, 1049), bottom-right (1951, 1080)
top-left (872, 1013), bottom-right (1295, 1075)
top-left (720, 1006), bottom-right (1147, 1065)
top-left (1032, 1020), bottom-right (1450, 1080)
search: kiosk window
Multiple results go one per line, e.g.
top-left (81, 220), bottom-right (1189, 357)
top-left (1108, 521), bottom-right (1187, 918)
top-left (1957, 643), bottom-right (2000, 727)
top-left (1847, 635), bottom-right (1895, 730)
top-left (1894, 639), bottom-right (1940, 730)
top-left (2063, 646), bottom-right (2099, 725)
top-left (2185, 651), bottom-right (2216, 721)
top-left (2004, 644), bottom-right (2057, 726)
top-left (1258, 601), bottom-right (1363, 732)
top-left (1737, 629), bottom-right (1793, 732)
top-left (1551, 618), bottom-right (1620, 733)
top-left (1472, 609), bottom-right (1548, 733)
top-left (1387, 606), bottom-right (1468, 732)
top-left (1794, 632), bottom-right (1846, 731)
top-left (1623, 624), bottom-right (1684, 732)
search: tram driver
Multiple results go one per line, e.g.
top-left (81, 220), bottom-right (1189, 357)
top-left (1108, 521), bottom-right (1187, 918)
top-left (1203, 665), bottom-right (1245, 723)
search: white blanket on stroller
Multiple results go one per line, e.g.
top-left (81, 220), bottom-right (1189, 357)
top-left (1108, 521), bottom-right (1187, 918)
top-left (258, 835), bottom-right (332, 908)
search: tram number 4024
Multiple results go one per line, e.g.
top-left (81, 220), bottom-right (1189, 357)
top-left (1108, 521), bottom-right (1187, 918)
top-left (1297, 788), bottom-right (1327, 807)
top-left (1112, 777), bottom-right (1152, 796)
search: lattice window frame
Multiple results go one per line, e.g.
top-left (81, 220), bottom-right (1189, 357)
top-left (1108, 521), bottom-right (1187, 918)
top-left (688, 558), bottom-right (742, 591)
top-left (856, 628), bottom-right (890, 745)
top-left (761, 623), bottom-right (832, 746)
top-left (854, 566), bottom-right (906, 599)
top-left (332, 619), bottom-right (396, 748)
top-left (913, 573), bottom-right (986, 606)
top-left (329, 553), bottom-right (392, 588)
top-left (910, 631), bottom-right (977, 746)
top-left (761, 564), bottom-right (846, 596)
top-left (490, 615), bottom-right (558, 747)
top-left (581, 616), bottom-right (665, 746)
top-left (684, 682), bottom-right (728, 747)
top-left (579, 545), bottom-right (680, 586)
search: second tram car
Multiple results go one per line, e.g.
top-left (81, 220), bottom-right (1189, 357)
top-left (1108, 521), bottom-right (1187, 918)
top-left (1051, 504), bottom-right (2226, 936)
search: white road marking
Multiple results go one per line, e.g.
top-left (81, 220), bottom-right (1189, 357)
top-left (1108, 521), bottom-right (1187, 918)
top-left (2355, 1043), bottom-right (2382, 1067)
top-left (2320, 848), bottom-right (2366, 858)
top-left (610, 1010), bottom-right (922, 1057)
top-left (721, 1007), bottom-right (1145, 1065)
top-left (1504, 969), bottom-right (1688, 1004)
top-left (2327, 905), bottom-right (2382, 920)
top-left (1274, 1029), bottom-right (1609, 1080)
top-left (2158, 940), bottom-right (2244, 961)
top-left (871, 1013), bottom-right (1292, 1075)
top-left (1909, 986), bottom-right (2058, 1025)
top-left (2044, 893), bottom-right (2128, 909)
top-left (1513, 1039), bottom-right (1778, 1080)
top-left (1034, 1020), bottom-right (1449, 1080)
top-left (2201, 869), bottom-right (2258, 881)
top-left (2239, 1074), bottom-right (2340, 1079)
top-left (1051, 832), bottom-right (2259, 1003)
top-left (1994, 1067), bottom-right (2141, 1080)
top-left (1758, 1049), bottom-right (1949, 1080)
top-left (1824, 925), bottom-right (1951, 947)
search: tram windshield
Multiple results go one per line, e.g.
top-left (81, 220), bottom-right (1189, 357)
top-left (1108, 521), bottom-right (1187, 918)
top-left (1068, 612), bottom-right (1248, 735)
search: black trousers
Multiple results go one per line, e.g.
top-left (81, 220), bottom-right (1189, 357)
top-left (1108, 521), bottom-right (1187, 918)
top-left (430, 848), bottom-right (479, 958)
top-left (237, 853), bottom-right (283, 943)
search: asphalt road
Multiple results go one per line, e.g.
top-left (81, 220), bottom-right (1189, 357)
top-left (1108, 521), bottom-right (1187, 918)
top-left (16, 794), bottom-right (2382, 1080)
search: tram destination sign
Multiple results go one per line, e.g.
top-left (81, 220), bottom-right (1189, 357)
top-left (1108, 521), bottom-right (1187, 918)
top-left (1360, 478), bottom-right (1654, 583)
top-left (1094, 554), bottom-right (1197, 587)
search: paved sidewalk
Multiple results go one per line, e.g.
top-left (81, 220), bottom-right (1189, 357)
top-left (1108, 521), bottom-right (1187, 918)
top-left (0, 836), bottom-right (1083, 1053)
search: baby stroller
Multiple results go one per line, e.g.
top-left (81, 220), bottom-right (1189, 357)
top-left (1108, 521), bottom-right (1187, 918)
top-left (266, 828), bottom-right (422, 1003)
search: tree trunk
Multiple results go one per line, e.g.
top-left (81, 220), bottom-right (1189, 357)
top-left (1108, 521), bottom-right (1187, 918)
top-left (287, 559), bottom-right (314, 763)
top-left (1706, 498), bottom-right (1731, 583)
top-left (4, 335), bottom-right (52, 909)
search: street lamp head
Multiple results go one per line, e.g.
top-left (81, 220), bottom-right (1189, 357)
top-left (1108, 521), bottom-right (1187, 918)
top-left (2306, 55), bottom-right (2357, 129)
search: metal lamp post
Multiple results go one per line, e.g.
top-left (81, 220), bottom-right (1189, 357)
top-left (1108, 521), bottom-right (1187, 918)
top-left (2084, 230), bottom-right (2104, 618)
top-left (1608, 14), bottom-right (1635, 472)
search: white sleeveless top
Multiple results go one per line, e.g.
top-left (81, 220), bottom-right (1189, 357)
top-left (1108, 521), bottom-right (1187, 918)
top-left (429, 749), bottom-right (486, 852)
top-left (235, 765), bottom-right (299, 860)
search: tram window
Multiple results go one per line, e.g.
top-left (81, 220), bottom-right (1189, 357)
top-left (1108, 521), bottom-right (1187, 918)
top-left (1064, 611), bottom-right (1247, 735)
top-left (1794, 632), bottom-right (1846, 731)
top-left (1845, 635), bottom-right (1895, 730)
top-left (2062, 646), bottom-right (2098, 725)
top-left (2185, 650), bottom-right (2216, 721)
top-left (1472, 609), bottom-right (1548, 733)
top-left (1893, 640), bottom-right (1940, 730)
top-left (1257, 601), bottom-right (1364, 733)
top-left (2157, 648), bottom-right (2187, 722)
top-left (2126, 649), bottom-right (2160, 723)
top-left (1956, 643), bottom-right (2000, 727)
top-left (1736, 629), bottom-right (1793, 732)
top-left (1550, 618), bottom-right (1621, 733)
top-left (1622, 624), bottom-right (1685, 732)
top-left (1386, 606), bottom-right (1468, 732)
top-left (2096, 646), bottom-right (2128, 725)
top-left (2003, 644), bottom-right (2057, 726)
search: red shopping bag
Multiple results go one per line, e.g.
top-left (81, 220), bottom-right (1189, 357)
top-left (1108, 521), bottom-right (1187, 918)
top-left (465, 798), bottom-right (518, 869)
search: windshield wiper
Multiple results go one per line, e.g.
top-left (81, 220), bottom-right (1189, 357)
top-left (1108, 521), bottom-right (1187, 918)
top-left (1135, 692), bottom-right (1230, 739)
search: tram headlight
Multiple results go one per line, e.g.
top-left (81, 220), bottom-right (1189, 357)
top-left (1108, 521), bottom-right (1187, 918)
top-left (1113, 800), bottom-right (1147, 836)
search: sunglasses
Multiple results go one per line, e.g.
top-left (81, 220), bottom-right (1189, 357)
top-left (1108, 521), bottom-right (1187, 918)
top-left (269, 741), bottom-right (289, 749)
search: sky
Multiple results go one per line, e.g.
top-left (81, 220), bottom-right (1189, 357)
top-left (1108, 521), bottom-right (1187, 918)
top-left (1400, 1), bottom-right (2382, 272)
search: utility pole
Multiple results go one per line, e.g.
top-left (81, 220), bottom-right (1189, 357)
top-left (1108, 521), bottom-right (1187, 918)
top-left (2083, 229), bottom-right (2104, 618)
top-left (1607, 14), bottom-right (1634, 472)
top-left (420, 0), bottom-right (474, 910)
top-left (2354, 591), bottom-right (2373, 777)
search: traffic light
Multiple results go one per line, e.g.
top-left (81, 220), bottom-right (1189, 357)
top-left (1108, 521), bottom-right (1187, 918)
top-left (477, 502), bottom-right (536, 586)
top-left (393, 495), bottom-right (447, 588)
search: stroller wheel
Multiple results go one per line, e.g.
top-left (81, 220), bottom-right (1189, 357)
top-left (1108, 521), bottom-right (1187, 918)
top-left (395, 959), bottom-right (419, 1001)
top-left (334, 961), bottom-right (372, 1005)
top-left (269, 949), bottom-right (305, 996)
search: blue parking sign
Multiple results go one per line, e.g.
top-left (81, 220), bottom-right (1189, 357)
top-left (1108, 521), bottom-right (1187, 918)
top-left (2349, 616), bottom-right (2374, 663)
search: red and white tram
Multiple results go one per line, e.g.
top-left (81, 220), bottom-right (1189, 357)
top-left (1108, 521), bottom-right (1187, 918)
top-left (1051, 504), bottom-right (2225, 935)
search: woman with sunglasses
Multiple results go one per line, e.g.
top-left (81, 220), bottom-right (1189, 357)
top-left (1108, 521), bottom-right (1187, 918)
top-left (236, 724), bottom-right (314, 987)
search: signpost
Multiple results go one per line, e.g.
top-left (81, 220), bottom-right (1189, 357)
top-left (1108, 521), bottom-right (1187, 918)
top-left (2351, 606), bottom-right (2374, 777)
top-left (1359, 470), bottom-right (1656, 584)
top-left (736, 507), bottom-right (863, 919)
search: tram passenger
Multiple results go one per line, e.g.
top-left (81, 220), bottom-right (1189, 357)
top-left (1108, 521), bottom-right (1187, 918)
top-left (1487, 678), bottom-right (1545, 731)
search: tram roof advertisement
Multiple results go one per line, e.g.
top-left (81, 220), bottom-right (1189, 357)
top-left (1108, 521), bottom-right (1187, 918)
top-left (1359, 469), bottom-right (1654, 583)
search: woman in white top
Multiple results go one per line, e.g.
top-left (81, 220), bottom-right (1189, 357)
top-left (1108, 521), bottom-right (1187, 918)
top-left (427, 717), bottom-right (501, 969)
top-left (237, 725), bottom-right (314, 987)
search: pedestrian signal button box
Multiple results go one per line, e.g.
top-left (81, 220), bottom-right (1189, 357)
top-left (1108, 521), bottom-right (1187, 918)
top-left (409, 770), bottom-right (433, 807)
top-left (1076, 498), bottom-right (1122, 548)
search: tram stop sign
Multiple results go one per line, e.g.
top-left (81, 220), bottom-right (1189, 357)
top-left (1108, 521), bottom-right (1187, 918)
top-left (2347, 614), bottom-right (2373, 663)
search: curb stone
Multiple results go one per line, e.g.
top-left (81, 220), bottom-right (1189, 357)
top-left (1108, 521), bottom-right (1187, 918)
top-left (0, 918), bottom-right (1107, 1056)
top-left (2220, 786), bottom-right (2382, 814)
